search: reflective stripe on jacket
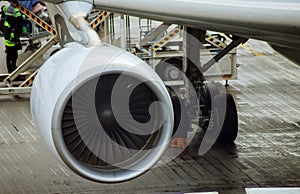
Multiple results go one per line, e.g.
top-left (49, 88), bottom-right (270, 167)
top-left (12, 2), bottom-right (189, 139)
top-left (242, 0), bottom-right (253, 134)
top-left (4, 21), bottom-right (10, 28)
top-left (5, 39), bottom-right (15, 47)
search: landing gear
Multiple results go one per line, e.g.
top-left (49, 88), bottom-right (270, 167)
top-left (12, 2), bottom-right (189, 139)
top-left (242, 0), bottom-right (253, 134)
top-left (183, 27), bottom-right (247, 145)
top-left (198, 83), bottom-right (238, 144)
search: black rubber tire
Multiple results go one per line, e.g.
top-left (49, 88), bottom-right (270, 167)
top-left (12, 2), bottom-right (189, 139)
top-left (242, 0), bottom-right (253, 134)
top-left (216, 94), bottom-right (238, 144)
top-left (167, 87), bottom-right (189, 138)
top-left (198, 82), bottom-right (223, 130)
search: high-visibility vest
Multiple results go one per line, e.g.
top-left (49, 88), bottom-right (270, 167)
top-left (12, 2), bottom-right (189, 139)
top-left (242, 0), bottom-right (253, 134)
top-left (2, 5), bottom-right (24, 18)
top-left (2, 5), bottom-right (24, 47)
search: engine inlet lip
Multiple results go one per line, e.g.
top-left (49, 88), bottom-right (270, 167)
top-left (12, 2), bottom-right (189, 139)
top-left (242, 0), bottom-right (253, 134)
top-left (51, 68), bottom-right (174, 183)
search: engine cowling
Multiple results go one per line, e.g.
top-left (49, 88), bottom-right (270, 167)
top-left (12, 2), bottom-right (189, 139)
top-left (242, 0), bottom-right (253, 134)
top-left (30, 42), bottom-right (174, 183)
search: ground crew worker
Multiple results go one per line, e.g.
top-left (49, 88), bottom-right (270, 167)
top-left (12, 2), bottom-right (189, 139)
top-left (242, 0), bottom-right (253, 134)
top-left (1, 0), bottom-right (25, 73)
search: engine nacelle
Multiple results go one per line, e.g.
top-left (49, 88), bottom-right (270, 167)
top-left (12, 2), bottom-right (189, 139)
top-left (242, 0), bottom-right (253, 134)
top-left (31, 42), bottom-right (174, 183)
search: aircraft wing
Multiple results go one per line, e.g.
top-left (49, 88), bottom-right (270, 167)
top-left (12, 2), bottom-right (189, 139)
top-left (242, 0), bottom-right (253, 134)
top-left (92, 0), bottom-right (300, 49)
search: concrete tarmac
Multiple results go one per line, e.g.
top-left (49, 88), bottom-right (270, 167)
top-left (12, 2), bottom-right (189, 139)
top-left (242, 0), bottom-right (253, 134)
top-left (0, 40), bottom-right (299, 193)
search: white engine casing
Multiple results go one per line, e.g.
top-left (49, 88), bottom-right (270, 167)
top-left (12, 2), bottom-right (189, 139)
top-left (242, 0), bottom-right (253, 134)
top-left (30, 42), bottom-right (174, 182)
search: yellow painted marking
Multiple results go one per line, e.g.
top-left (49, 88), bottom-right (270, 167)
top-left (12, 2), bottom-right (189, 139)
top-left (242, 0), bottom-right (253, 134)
top-left (241, 44), bottom-right (265, 57)
top-left (152, 27), bottom-right (181, 51)
top-left (241, 43), bottom-right (298, 80)
top-left (90, 12), bottom-right (109, 29)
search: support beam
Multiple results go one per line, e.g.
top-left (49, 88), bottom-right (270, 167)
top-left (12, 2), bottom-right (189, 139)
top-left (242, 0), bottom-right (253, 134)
top-left (184, 27), bottom-right (206, 84)
top-left (120, 15), bottom-right (126, 50)
top-left (0, 87), bottom-right (31, 95)
top-left (201, 36), bottom-right (248, 72)
top-left (19, 68), bottom-right (40, 87)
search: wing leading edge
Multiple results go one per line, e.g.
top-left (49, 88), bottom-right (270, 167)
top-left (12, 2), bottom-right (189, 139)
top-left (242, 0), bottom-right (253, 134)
top-left (92, 0), bottom-right (300, 48)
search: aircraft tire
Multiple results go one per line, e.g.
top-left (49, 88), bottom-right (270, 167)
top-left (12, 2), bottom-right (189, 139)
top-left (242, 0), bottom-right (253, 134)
top-left (215, 93), bottom-right (238, 144)
top-left (199, 83), bottom-right (219, 117)
top-left (167, 87), bottom-right (189, 138)
top-left (198, 82), bottom-right (221, 130)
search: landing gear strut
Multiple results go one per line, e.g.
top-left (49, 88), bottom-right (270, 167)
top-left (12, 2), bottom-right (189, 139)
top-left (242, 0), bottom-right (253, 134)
top-left (184, 27), bottom-right (248, 145)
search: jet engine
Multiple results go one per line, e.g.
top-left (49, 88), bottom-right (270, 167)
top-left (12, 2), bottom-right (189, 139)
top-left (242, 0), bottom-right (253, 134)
top-left (30, 42), bottom-right (174, 183)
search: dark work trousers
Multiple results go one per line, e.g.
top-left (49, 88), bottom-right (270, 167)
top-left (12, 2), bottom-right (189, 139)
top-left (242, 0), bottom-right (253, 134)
top-left (6, 46), bottom-right (18, 73)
